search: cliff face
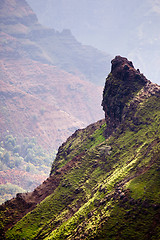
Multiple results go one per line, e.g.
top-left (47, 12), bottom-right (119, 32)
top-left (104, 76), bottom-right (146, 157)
top-left (102, 56), bottom-right (148, 136)
top-left (1, 56), bottom-right (160, 240)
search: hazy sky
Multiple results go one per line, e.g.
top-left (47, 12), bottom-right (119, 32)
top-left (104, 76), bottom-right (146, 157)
top-left (27, 0), bottom-right (160, 84)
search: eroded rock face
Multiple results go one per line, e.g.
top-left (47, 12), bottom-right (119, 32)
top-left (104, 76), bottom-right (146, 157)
top-left (102, 56), bottom-right (148, 136)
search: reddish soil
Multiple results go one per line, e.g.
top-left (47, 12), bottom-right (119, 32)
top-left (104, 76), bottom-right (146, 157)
top-left (0, 57), bottom-right (103, 149)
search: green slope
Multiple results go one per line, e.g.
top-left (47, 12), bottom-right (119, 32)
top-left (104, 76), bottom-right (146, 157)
top-left (1, 56), bottom-right (160, 239)
top-left (4, 89), bottom-right (160, 239)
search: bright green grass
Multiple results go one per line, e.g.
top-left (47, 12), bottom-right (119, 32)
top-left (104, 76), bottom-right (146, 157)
top-left (5, 94), bottom-right (160, 239)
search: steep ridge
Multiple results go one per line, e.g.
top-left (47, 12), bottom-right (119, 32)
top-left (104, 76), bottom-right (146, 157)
top-left (0, 0), bottom-right (107, 150)
top-left (1, 56), bottom-right (160, 239)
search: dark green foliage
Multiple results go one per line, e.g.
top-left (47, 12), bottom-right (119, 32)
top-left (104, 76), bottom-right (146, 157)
top-left (5, 93), bottom-right (160, 239)
top-left (3, 135), bottom-right (16, 151)
top-left (0, 135), bottom-right (56, 204)
top-left (13, 145), bottom-right (20, 154)
top-left (2, 152), bottom-right (10, 164)
top-left (0, 135), bottom-right (54, 169)
top-left (2, 80), bottom-right (160, 239)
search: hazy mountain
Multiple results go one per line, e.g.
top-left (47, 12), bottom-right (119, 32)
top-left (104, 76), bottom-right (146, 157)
top-left (27, 0), bottom-right (160, 84)
top-left (0, 0), bottom-right (111, 150)
top-left (0, 0), bottom-right (110, 203)
top-left (1, 56), bottom-right (160, 239)
top-left (0, 0), bottom-right (111, 85)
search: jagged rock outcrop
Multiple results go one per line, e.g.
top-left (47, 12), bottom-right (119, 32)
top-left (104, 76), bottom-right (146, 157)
top-left (102, 56), bottom-right (148, 136)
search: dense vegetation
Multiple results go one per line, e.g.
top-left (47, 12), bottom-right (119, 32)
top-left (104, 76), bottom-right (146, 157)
top-left (3, 90), bottom-right (160, 239)
top-left (1, 56), bottom-right (160, 239)
top-left (0, 134), bottom-right (56, 204)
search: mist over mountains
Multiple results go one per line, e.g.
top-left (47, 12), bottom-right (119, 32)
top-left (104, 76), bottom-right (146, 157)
top-left (27, 0), bottom-right (160, 84)
top-left (0, 0), bottom-right (111, 149)
top-left (0, 0), bottom-right (110, 202)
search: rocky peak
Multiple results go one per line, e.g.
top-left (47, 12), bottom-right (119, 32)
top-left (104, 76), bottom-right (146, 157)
top-left (111, 55), bottom-right (134, 73)
top-left (102, 56), bottom-right (148, 136)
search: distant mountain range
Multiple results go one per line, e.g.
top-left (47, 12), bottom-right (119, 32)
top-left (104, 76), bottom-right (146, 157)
top-left (27, 0), bottom-right (160, 85)
top-left (0, 0), bottom-right (111, 203)
top-left (0, 0), bottom-right (111, 149)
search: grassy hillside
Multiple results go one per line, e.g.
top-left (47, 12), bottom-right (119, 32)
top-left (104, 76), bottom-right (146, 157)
top-left (2, 79), bottom-right (160, 239)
